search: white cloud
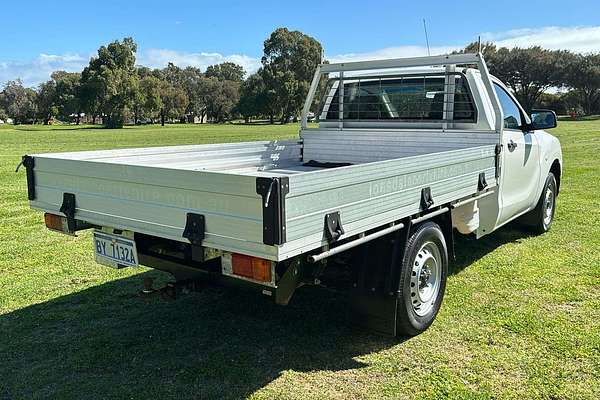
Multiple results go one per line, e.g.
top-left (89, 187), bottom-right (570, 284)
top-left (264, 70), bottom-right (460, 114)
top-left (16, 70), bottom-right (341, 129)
top-left (137, 48), bottom-right (261, 75)
top-left (0, 48), bottom-right (263, 88)
top-left (327, 26), bottom-right (600, 64)
top-left (485, 26), bottom-right (600, 53)
top-left (328, 45), bottom-right (460, 63)
top-left (2, 25), bottom-right (599, 88)
top-left (0, 53), bottom-right (89, 87)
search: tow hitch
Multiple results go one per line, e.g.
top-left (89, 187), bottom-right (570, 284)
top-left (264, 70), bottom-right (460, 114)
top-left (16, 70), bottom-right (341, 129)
top-left (139, 277), bottom-right (204, 302)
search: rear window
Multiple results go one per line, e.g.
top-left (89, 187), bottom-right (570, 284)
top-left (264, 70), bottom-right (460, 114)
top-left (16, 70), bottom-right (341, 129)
top-left (320, 74), bottom-right (476, 123)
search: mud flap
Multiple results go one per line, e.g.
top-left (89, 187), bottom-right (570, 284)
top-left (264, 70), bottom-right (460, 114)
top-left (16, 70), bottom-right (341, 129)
top-left (347, 224), bottom-right (406, 337)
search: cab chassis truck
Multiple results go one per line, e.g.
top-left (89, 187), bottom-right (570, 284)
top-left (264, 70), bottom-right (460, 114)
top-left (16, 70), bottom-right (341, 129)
top-left (20, 53), bottom-right (562, 336)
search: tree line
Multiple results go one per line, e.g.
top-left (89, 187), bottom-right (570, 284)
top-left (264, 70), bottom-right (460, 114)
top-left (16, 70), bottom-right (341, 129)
top-left (459, 42), bottom-right (600, 116)
top-left (0, 28), bottom-right (322, 128)
top-left (1, 31), bottom-right (599, 127)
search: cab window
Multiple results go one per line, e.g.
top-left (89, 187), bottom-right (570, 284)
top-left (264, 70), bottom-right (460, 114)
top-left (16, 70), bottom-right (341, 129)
top-left (322, 75), bottom-right (476, 122)
top-left (493, 83), bottom-right (522, 130)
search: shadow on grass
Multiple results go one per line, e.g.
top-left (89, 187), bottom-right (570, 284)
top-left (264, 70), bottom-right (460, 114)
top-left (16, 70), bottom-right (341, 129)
top-left (0, 274), bottom-right (398, 399)
top-left (451, 225), bottom-right (532, 275)
top-left (12, 125), bottom-right (105, 132)
top-left (230, 120), bottom-right (295, 126)
top-left (0, 226), bottom-right (529, 399)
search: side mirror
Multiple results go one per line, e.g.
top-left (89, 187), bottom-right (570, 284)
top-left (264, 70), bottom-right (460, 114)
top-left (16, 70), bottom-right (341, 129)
top-left (530, 109), bottom-right (557, 130)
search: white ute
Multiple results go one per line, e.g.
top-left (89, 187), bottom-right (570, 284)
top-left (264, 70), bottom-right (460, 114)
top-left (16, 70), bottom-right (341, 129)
top-left (21, 53), bottom-right (562, 336)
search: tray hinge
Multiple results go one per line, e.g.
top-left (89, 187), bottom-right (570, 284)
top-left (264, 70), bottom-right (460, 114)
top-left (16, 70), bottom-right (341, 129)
top-left (182, 213), bottom-right (205, 246)
top-left (420, 187), bottom-right (434, 211)
top-left (256, 177), bottom-right (289, 246)
top-left (59, 193), bottom-right (76, 233)
top-left (324, 211), bottom-right (344, 241)
top-left (478, 172), bottom-right (488, 191)
top-left (18, 155), bottom-right (36, 200)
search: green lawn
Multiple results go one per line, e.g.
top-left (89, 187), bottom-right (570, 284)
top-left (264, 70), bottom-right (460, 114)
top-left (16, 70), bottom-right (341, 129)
top-left (1, 122), bottom-right (598, 399)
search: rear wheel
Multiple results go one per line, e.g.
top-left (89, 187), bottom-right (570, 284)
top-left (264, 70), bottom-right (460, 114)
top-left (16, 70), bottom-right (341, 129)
top-left (396, 222), bottom-right (448, 336)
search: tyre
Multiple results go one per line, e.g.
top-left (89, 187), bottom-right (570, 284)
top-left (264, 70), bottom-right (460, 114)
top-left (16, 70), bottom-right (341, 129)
top-left (523, 172), bottom-right (557, 234)
top-left (396, 221), bottom-right (448, 336)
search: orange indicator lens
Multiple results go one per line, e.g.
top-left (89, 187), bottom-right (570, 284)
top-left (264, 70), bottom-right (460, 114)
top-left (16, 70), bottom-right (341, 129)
top-left (231, 253), bottom-right (272, 282)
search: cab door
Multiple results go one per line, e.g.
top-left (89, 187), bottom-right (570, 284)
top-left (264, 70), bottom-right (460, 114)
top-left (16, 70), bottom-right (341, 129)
top-left (493, 82), bottom-right (541, 227)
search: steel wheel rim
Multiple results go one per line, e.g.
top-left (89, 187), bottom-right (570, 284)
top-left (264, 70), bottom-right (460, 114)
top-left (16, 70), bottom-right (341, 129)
top-left (410, 241), bottom-right (442, 317)
top-left (543, 187), bottom-right (554, 227)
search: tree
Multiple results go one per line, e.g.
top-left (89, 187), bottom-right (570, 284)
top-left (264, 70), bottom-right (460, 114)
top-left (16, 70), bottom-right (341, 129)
top-left (80, 37), bottom-right (138, 128)
top-left (559, 90), bottom-right (587, 115)
top-left (190, 76), bottom-right (216, 123)
top-left (36, 80), bottom-right (58, 124)
top-left (492, 47), bottom-right (568, 112)
top-left (79, 75), bottom-right (102, 125)
top-left (205, 79), bottom-right (240, 122)
top-left (455, 41), bottom-right (498, 62)
top-left (53, 71), bottom-right (82, 123)
top-left (161, 62), bottom-right (184, 87)
top-left (237, 72), bottom-right (267, 122)
top-left (0, 80), bottom-right (37, 124)
top-left (535, 92), bottom-right (568, 115)
top-left (131, 78), bottom-right (144, 124)
top-left (564, 53), bottom-right (600, 115)
top-left (136, 66), bottom-right (154, 79)
top-left (35, 71), bottom-right (82, 124)
top-left (260, 28), bottom-right (323, 123)
top-left (179, 66), bottom-right (204, 122)
top-left (205, 62), bottom-right (245, 82)
top-left (261, 65), bottom-right (297, 123)
top-left (136, 75), bottom-right (162, 122)
top-left (155, 63), bottom-right (209, 123)
top-left (159, 81), bottom-right (188, 126)
top-left (457, 43), bottom-right (569, 113)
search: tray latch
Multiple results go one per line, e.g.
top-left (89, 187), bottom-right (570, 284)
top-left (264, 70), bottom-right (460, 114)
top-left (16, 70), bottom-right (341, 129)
top-left (59, 193), bottom-right (76, 233)
top-left (420, 187), bottom-right (434, 211)
top-left (478, 172), bottom-right (488, 191)
top-left (325, 211), bottom-right (344, 241)
top-left (182, 213), bottom-right (205, 246)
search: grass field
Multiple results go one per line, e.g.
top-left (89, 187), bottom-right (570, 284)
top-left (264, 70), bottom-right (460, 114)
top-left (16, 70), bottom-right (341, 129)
top-left (1, 122), bottom-right (598, 399)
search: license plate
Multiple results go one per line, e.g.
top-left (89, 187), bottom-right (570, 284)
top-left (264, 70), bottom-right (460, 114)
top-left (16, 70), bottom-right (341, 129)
top-left (93, 231), bottom-right (138, 268)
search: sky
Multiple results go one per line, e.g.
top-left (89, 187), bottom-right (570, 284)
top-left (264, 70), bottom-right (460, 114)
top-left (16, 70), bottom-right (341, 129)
top-left (2, 0), bottom-right (600, 87)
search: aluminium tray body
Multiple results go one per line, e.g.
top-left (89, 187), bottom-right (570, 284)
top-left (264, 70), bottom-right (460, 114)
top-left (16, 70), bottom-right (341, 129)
top-left (27, 133), bottom-right (497, 261)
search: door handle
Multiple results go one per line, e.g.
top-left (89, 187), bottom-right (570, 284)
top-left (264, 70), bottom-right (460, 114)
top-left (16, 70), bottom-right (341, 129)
top-left (507, 140), bottom-right (518, 152)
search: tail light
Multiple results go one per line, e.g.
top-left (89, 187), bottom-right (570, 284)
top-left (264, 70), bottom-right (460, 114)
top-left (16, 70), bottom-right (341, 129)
top-left (44, 213), bottom-right (71, 234)
top-left (223, 253), bottom-right (273, 284)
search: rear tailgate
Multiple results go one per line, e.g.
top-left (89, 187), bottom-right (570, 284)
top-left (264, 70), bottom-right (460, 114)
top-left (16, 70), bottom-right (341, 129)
top-left (24, 143), bottom-right (299, 261)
